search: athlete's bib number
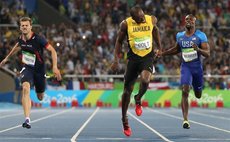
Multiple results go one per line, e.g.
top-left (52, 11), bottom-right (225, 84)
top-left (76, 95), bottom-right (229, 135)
top-left (22, 51), bottom-right (36, 66)
top-left (182, 48), bottom-right (198, 62)
top-left (134, 37), bottom-right (151, 50)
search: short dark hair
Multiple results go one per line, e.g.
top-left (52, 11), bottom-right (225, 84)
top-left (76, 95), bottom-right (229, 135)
top-left (130, 5), bottom-right (142, 18)
top-left (19, 17), bottom-right (32, 26)
top-left (185, 14), bottom-right (196, 21)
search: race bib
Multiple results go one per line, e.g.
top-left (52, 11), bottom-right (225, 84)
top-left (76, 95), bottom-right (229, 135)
top-left (22, 51), bottom-right (36, 66)
top-left (182, 48), bottom-right (198, 62)
top-left (134, 36), bottom-right (151, 50)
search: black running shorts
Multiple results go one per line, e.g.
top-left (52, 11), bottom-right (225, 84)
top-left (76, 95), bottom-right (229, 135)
top-left (124, 57), bottom-right (154, 88)
top-left (20, 65), bottom-right (46, 93)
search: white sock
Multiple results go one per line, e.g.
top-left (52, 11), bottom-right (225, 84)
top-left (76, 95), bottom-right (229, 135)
top-left (25, 117), bottom-right (30, 122)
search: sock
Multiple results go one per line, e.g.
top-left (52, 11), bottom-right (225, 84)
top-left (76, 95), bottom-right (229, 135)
top-left (25, 117), bottom-right (30, 123)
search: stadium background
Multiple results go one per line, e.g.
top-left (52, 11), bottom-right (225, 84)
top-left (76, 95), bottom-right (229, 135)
top-left (0, 0), bottom-right (229, 108)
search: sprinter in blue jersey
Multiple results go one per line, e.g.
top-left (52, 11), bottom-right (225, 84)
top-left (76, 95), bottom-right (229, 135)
top-left (162, 14), bottom-right (210, 129)
top-left (0, 17), bottom-right (62, 129)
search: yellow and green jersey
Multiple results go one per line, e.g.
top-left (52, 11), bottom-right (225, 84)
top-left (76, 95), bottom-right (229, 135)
top-left (126, 15), bottom-right (154, 59)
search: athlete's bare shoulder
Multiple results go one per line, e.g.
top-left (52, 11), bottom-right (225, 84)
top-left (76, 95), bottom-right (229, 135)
top-left (119, 20), bottom-right (128, 32)
top-left (151, 15), bottom-right (157, 25)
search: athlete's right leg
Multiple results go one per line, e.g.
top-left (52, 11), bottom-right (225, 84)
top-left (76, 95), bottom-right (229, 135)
top-left (121, 60), bottom-right (138, 136)
top-left (181, 85), bottom-right (190, 123)
top-left (21, 82), bottom-right (31, 118)
top-left (20, 66), bottom-right (34, 129)
top-left (122, 85), bottom-right (134, 121)
top-left (21, 81), bottom-right (31, 129)
top-left (121, 84), bottom-right (135, 137)
top-left (122, 86), bottom-right (133, 121)
top-left (180, 65), bottom-right (192, 129)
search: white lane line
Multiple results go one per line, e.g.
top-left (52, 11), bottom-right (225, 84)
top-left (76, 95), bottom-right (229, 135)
top-left (97, 137), bottom-right (143, 140)
top-left (0, 109), bottom-right (72, 133)
top-left (71, 107), bottom-right (100, 142)
top-left (147, 108), bottom-right (230, 133)
top-left (189, 138), bottom-right (230, 141)
top-left (96, 137), bottom-right (163, 141)
top-left (128, 111), bottom-right (173, 142)
top-left (190, 111), bottom-right (230, 121)
top-left (170, 108), bottom-right (230, 121)
top-left (0, 109), bottom-right (47, 119)
top-left (196, 108), bottom-right (230, 115)
top-left (0, 112), bottom-right (24, 119)
top-left (0, 137), bottom-right (52, 140)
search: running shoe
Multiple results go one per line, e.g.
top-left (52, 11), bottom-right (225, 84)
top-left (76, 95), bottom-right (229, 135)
top-left (183, 120), bottom-right (190, 129)
top-left (134, 95), bottom-right (142, 116)
top-left (22, 119), bottom-right (31, 129)
top-left (122, 117), bottom-right (132, 136)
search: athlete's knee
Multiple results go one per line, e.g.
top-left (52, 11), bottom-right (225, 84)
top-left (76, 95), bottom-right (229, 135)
top-left (22, 82), bottom-right (30, 96)
top-left (123, 88), bottom-right (132, 96)
top-left (141, 78), bottom-right (150, 84)
top-left (140, 71), bottom-right (151, 84)
top-left (194, 91), bottom-right (202, 99)
top-left (122, 86), bottom-right (133, 99)
top-left (182, 85), bottom-right (190, 98)
top-left (36, 93), bottom-right (44, 101)
top-left (124, 84), bottom-right (134, 94)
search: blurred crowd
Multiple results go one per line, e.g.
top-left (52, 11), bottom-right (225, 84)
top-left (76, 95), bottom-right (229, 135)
top-left (0, 0), bottom-right (230, 89)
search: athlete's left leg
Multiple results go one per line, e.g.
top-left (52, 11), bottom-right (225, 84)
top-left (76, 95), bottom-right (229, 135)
top-left (134, 59), bottom-right (153, 116)
top-left (36, 93), bottom-right (44, 101)
top-left (135, 70), bottom-right (152, 101)
top-left (34, 72), bottom-right (46, 101)
top-left (192, 69), bottom-right (203, 99)
top-left (134, 70), bottom-right (152, 116)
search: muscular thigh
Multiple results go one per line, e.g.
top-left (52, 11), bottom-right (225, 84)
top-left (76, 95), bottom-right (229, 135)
top-left (124, 60), bottom-right (139, 88)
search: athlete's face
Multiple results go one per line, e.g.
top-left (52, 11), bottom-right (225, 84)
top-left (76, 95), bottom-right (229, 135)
top-left (132, 10), bottom-right (145, 24)
top-left (185, 15), bottom-right (196, 30)
top-left (20, 21), bottom-right (32, 35)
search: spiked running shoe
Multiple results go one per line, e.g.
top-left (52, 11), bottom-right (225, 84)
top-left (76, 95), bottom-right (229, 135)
top-left (134, 95), bottom-right (142, 116)
top-left (122, 118), bottom-right (132, 137)
top-left (123, 123), bottom-right (132, 137)
top-left (135, 104), bottom-right (142, 116)
top-left (22, 119), bottom-right (31, 129)
top-left (183, 120), bottom-right (190, 129)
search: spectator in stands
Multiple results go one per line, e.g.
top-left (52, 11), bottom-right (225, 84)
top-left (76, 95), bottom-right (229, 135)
top-left (0, 0), bottom-right (229, 89)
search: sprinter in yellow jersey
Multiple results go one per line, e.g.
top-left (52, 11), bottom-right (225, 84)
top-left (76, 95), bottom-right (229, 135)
top-left (111, 6), bottom-right (162, 137)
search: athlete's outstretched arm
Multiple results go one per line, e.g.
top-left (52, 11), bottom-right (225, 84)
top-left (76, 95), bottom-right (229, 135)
top-left (152, 16), bottom-right (162, 52)
top-left (111, 20), bottom-right (127, 71)
top-left (162, 43), bottom-right (180, 56)
top-left (192, 42), bottom-right (210, 58)
top-left (0, 42), bottom-right (20, 67)
top-left (46, 44), bottom-right (62, 80)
